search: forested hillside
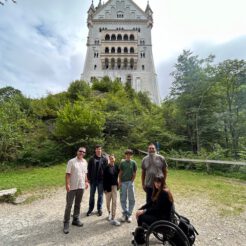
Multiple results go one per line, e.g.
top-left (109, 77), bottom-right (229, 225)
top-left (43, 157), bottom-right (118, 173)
top-left (0, 51), bottom-right (245, 168)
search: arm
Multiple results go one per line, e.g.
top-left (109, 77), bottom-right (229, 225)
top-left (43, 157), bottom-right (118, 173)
top-left (85, 174), bottom-right (89, 189)
top-left (65, 173), bottom-right (71, 192)
top-left (118, 169), bottom-right (123, 188)
top-left (141, 168), bottom-right (146, 192)
top-left (87, 158), bottom-right (92, 183)
top-left (163, 167), bottom-right (168, 183)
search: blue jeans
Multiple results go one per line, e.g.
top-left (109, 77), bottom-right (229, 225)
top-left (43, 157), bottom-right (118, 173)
top-left (120, 181), bottom-right (135, 217)
top-left (89, 181), bottom-right (104, 212)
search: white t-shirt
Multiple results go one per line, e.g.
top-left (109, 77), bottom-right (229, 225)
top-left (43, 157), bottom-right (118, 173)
top-left (66, 157), bottom-right (88, 190)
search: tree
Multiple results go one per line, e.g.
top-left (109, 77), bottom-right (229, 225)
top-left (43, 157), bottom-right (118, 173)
top-left (170, 50), bottom-right (216, 153)
top-left (214, 59), bottom-right (246, 158)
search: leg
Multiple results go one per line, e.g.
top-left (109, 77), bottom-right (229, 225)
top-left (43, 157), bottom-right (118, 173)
top-left (105, 191), bottom-right (112, 215)
top-left (63, 190), bottom-right (76, 223)
top-left (88, 182), bottom-right (96, 213)
top-left (120, 182), bottom-right (128, 216)
top-left (73, 189), bottom-right (84, 220)
top-left (97, 181), bottom-right (104, 213)
top-left (137, 214), bottom-right (158, 227)
top-left (111, 185), bottom-right (117, 220)
top-left (128, 181), bottom-right (135, 217)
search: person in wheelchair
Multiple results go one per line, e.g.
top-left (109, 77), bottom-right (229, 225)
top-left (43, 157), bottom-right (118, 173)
top-left (136, 174), bottom-right (173, 227)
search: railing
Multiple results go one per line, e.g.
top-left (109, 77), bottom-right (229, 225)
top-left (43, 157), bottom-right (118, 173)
top-left (137, 149), bottom-right (246, 172)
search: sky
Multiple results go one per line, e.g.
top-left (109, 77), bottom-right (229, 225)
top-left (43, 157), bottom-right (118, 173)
top-left (0, 0), bottom-right (246, 99)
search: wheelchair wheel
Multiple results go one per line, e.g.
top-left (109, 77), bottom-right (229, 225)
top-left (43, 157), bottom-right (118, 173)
top-left (145, 220), bottom-right (190, 246)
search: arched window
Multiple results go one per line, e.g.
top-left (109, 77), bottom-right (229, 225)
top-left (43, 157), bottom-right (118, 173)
top-left (127, 75), bottom-right (132, 86)
top-left (105, 47), bottom-right (109, 53)
top-left (105, 34), bottom-right (110, 40)
top-left (117, 47), bottom-right (122, 53)
top-left (105, 58), bottom-right (109, 69)
top-left (124, 47), bottom-right (128, 53)
top-left (117, 58), bottom-right (121, 69)
top-left (130, 58), bottom-right (134, 69)
top-left (117, 34), bottom-right (122, 40)
top-left (124, 58), bottom-right (128, 68)
top-left (111, 47), bottom-right (115, 53)
top-left (123, 34), bottom-right (128, 41)
top-left (130, 47), bottom-right (134, 53)
top-left (111, 34), bottom-right (116, 41)
top-left (111, 58), bottom-right (115, 69)
top-left (130, 34), bottom-right (134, 41)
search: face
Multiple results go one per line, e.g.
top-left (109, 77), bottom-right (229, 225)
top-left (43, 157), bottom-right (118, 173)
top-left (77, 148), bottom-right (86, 158)
top-left (148, 144), bottom-right (156, 154)
top-left (125, 153), bottom-right (132, 160)
top-left (95, 147), bottom-right (102, 157)
top-left (154, 180), bottom-right (161, 189)
top-left (109, 156), bottom-right (115, 164)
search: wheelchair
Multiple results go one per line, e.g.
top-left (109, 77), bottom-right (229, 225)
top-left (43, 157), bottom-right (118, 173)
top-left (132, 211), bottom-right (198, 246)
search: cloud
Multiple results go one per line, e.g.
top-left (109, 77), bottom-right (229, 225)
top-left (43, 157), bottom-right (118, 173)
top-left (157, 36), bottom-right (246, 100)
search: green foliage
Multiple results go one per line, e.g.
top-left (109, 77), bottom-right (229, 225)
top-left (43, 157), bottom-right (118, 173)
top-left (67, 80), bottom-right (91, 100)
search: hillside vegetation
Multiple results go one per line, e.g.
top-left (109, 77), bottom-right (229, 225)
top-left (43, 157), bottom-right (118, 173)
top-left (0, 51), bottom-right (245, 172)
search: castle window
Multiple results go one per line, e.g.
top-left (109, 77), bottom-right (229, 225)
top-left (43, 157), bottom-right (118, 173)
top-left (123, 34), bottom-right (128, 41)
top-left (117, 11), bottom-right (124, 18)
top-left (105, 58), bottom-right (109, 69)
top-left (130, 58), bottom-right (134, 69)
top-left (127, 75), bottom-right (132, 86)
top-left (111, 34), bottom-right (116, 41)
top-left (130, 34), bottom-right (135, 41)
top-left (105, 47), bottom-right (109, 53)
top-left (111, 47), bottom-right (115, 53)
top-left (117, 34), bottom-right (122, 40)
top-left (94, 65), bottom-right (97, 70)
top-left (111, 58), bottom-right (115, 69)
top-left (117, 58), bottom-right (121, 69)
top-left (130, 47), bottom-right (134, 53)
top-left (117, 47), bottom-right (122, 53)
top-left (105, 34), bottom-right (110, 40)
top-left (142, 65), bottom-right (145, 70)
top-left (124, 47), bottom-right (128, 53)
top-left (124, 58), bottom-right (128, 68)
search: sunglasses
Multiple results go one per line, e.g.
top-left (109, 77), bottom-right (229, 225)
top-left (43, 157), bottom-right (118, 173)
top-left (78, 150), bottom-right (86, 153)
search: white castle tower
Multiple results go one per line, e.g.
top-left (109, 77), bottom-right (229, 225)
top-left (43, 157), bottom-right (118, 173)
top-left (81, 0), bottom-right (160, 104)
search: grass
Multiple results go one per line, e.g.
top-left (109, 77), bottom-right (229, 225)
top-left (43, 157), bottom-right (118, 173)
top-left (0, 157), bottom-right (245, 216)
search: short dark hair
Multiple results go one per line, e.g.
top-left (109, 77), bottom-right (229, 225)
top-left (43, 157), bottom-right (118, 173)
top-left (95, 144), bottom-right (102, 149)
top-left (125, 149), bottom-right (133, 155)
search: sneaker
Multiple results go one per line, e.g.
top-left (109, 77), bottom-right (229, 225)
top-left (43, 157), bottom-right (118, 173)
top-left (86, 210), bottom-right (92, 216)
top-left (111, 219), bottom-right (121, 226)
top-left (63, 222), bottom-right (69, 234)
top-left (127, 216), bottom-right (132, 223)
top-left (120, 215), bottom-right (127, 222)
top-left (72, 219), bottom-right (83, 227)
top-left (98, 210), bottom-right (103, 216)
top-left (107, 213), bottom-right (112, 221)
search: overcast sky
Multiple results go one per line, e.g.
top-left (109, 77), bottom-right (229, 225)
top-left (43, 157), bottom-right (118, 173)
top-left (0, 0), bottom-right (245, 99)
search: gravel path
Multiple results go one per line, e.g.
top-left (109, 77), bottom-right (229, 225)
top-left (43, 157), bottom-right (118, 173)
top-left (0, 187), bottom-right (245, 246)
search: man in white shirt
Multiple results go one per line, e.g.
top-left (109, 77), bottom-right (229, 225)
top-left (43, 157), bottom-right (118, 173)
top-left (63, 147), bottom-right (88, 234)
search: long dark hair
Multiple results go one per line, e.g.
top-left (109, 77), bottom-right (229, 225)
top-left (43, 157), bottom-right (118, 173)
top-left (151, 176), bottom-right (174, 203)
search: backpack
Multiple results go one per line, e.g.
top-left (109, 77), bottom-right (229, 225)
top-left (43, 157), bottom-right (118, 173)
top-left (178, 214), bottom-right (198, 245)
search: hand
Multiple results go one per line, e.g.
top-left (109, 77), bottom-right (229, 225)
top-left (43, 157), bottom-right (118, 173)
top-left (85, 182), bottom-right (89, 189)
top-left (136, 210), bottom-right (144, 219)
top-left (118, 182), bottom-right (122, 188)
top-left (66, 184), bottom-right (70, 192)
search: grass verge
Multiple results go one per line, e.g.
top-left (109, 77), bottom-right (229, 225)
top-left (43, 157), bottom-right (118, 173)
top-left (0, 157), bottom-right (245, 216)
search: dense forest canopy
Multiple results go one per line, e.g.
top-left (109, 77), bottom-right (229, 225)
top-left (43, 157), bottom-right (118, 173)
top-left (0, 51), bottom-right (245, 168)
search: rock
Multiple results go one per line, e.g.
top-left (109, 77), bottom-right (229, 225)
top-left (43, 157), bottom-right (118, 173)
top-left (0, 188), bottom-right (17, 197)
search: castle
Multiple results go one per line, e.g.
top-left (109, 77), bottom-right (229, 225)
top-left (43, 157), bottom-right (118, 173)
top-left (81, 0), bottom-right (160, 104)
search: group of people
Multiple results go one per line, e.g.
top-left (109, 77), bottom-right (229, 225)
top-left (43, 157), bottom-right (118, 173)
top-left (63, 143), bottom-right (172, 235)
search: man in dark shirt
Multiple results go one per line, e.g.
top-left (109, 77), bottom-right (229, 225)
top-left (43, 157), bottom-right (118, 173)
top-left (87, 145), bottom-right (108, 216)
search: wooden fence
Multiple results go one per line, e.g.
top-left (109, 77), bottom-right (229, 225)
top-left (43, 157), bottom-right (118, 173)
top-left (137, 149), bottom-right (246, 172)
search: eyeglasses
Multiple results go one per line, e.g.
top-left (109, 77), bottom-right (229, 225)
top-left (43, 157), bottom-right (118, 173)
top-left (78, 150), bottom-right (86, 153)
top-left (148, 148), bottom-right (155, 150)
